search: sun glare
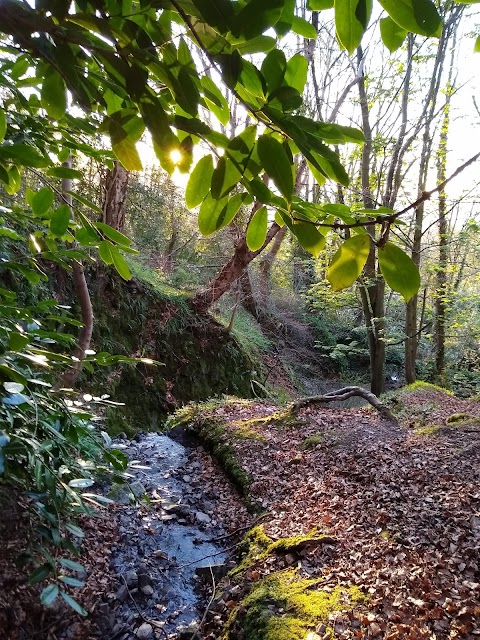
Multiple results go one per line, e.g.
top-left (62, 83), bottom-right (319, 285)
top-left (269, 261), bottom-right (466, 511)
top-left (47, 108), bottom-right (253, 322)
top-left (170, 149), bottom-right (182, 164)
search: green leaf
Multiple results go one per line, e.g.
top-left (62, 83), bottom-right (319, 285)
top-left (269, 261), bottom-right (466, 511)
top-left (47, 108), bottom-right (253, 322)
top-left (41, 67), bottom-right (67, 120)
top-left (0, 109), bottom-right (6, 143)
top-left (9, 332), bottom-right (29, 351)
top-left (291, 222), bottom-right (326, 258)
top-left (377, 0), bottom-right (441, 37)
top-left (50, 205), bottom-right (71, 236)
top-left (380, 16), bottom-right (407, 52)
top-left (474, 35), bottom-right (480, 53)
top-left (0, 144), bottom-right (49, 168)
top-left (246, 206), bottom-right (268, 251)
top-left (111, 135), bottom-right (142, 171)
top-left (211, 156), bottom-right (243, 200)
top-left (186, 155), bottom-right (214, 208)
top-left (234, 35), bottom-right (277, 55)
top-left (40, 583), bottom-right (59, 606)
top-left (67, 191), bottom-right (102, 214)
top-left (201, 76), bottom-right (230, 125)
top-left (284, 54), bottom-right (309, 94)
top-left (262, 49), bottom-right (287, 94)
top-left (31, 188), bottom-right (54, 216)
top-left (110, 247), bottom-right (132, 280)
top-left (11, 56), bottom-right (30, 80)
top-left (59, 576), bottom-right (85, 587)
top-left (378, 241), bottom-right (420, 302)
top-left (0, 226), bottom-right (22, 240)
top-left (327, 234), bottom-right (371, 290)
top-left (335, 0), bottom-right (373, 53)
top-left (29, 563), bottom-right (52, 584)
top-left (233, 0), bottom-right (285, 40)
top-left (59, 558), bottom-right (85, 573)
top-left (198, 193), bottom-right (246, 235)
top-left (291, 15), bottom-right (317, 39)
top-left (308, 0), bottom-right (334, 8)
top-left (94, 222), bottom-right (132, 247)
top-left (60, 591), bottom-right (87, 616)
top-left (191, 0), bottom-right (235, 31)
top-left (47, 167), bottom-right (83, 179)
top-left (65, 523), bottom-right (85, 538)
top-left (98, 240), bottom-right (114, 265)
top-left (257, 135), bottom-right (294, 203)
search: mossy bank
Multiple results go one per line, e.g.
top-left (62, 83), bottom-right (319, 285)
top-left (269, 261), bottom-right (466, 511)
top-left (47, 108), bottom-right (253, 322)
top-left (80, 264), bottom-right (259, 435)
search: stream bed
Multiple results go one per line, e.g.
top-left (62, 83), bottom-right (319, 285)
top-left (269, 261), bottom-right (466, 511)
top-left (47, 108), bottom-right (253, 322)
top-left (101, 432), bottom-right (233, 640)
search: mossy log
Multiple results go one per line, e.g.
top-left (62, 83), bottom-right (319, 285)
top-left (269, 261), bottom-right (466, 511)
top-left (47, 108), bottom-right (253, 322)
top-left (290, 386), bottom-right (397, 423)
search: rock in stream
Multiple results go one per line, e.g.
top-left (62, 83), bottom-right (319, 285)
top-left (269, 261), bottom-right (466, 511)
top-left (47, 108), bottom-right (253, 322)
top-left (104, 433), bottom-right (230, 639)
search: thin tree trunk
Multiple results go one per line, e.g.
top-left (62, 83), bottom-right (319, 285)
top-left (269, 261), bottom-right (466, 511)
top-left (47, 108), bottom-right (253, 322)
top-left (258, 225), bottom-right (287, 308)
top-left (102, 161), bottom-right (129, 231)
top-left (357, 45), bottom-right (385, 396)
top-left (55, 161), bottom-right (94, 390)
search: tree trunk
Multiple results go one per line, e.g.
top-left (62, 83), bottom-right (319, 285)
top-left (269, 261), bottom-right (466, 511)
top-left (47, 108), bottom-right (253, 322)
top-left (102, 161), bottom-right (129, 231)
top-left (55, 162), bottom-right (94, 390)
top-left (357, 45), bottom-right (386, 396)
top-left (258, 225), bottom-right (287, 307)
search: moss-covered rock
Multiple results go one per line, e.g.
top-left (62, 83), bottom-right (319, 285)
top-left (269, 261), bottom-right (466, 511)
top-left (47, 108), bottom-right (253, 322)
top-left (223, 569), bottom-right (365, 640)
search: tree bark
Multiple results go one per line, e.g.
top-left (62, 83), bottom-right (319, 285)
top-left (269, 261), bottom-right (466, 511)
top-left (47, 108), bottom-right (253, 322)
top-left (290, 386), bottom-right (397, 423)
top-left (102, 161), bottom-right (129, 231)
top-left (55, 162), bottom-right (94, 390)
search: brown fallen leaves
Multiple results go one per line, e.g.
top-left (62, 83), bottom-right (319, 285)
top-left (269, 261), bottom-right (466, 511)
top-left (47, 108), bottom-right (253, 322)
top-left (196, 389), bottom-right (480, 639)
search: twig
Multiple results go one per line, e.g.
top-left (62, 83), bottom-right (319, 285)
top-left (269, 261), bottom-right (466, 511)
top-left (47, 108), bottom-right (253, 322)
top-left (177, 541), bottom-right (240, 569)
top-left (119, 575), bottom-right (169, 638)
top-left (191, 565), bottom-right (216, 640)
top-left (205, 512), bottom-right (270, 543)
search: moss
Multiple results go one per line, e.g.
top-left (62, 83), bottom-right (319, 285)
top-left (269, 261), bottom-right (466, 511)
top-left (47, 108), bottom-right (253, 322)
top-left (403, 381), bottom-right (453, 395)
top-left (445, 412), bottom-right (475, 424)
top-left (415, 424), bottom-right (440, 436)
top-left (300, 434), bottom-right (324, 450)
top-left (233, 424), bottom-right (268, 442)
top-left (231, 526), bottom-right (332, 577)
top-left (234, 409), bottom-right (301, 431)
top-left (223, 569), bottom-right (365, 640)
top-left (82, 266), bottom-right (260, 435)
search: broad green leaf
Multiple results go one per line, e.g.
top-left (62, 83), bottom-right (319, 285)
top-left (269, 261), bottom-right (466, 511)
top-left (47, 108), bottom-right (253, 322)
top-left (191, 0), bottom-right (234, 31)
top-left (475, 35), bottom-right (480, 53)
top-left (31, 188), bottom-right (54, 216)
top-left (284, 54), bottom-right (309, 94)
top-left (0, 110), bottom-right (6, 143)
top-left (211, 156), bottom-right (242, 200)
top-left (234, 36), bottom-right (277, 55)
top-left (5, 166), bottom-right (21, 194)
top-left (111, 135), bottom-right (142, 171)
top-left (291, 222), bottom-right (326, 258)
top-left (378, 241), bottom-right (420, 302)
top-left (257, 135), bottom-right (294, 203)
top-left (186, 155), bottom-right (214, 208)
top-left (94, 222), bottom-right (132, 246)
top-left (309, 0), bottom-right (333, 7)
top-left (233, 0), bottom-right (285, 40)
top-left (380, 16), bottom-right (407, 52)
top-left (47, 167), bottom-right (83, 179)
top-left (291, 15), bottom-right (317, 39)
top-left (246, 206), bottom-right (268, 251)
top-left (60, 591), bottom-right (87, 616)
top-left (9, 333), bottom-right (29, 351)
top-left (201, 76), bottom-right (230, 125)
top-left (335, 0), bottom-right (373, 53)
top-left (377, 0), bottom-right (441, 37)
top-left (65, 523), bottom-right (85, 538)
top-left (29, 563), bottom-right (53, 584)
top-left (0, 226), bottom-right (22, 240)
top-left (327, 234), bottom-right (371, 290)
top-left (0, 144), bottom-right (49, 168)
top-left (40, 584), bottom-right (59, 606)
top-left (59, 576), bottom-right (85, 587)
top-left (261, 49), bottom-right (287, 94)
top-left (198, 193), bottom-right (246, 235)
top-left (41, 67), bottom-right (67, 120)
top-left (50, 205), bottom-right (71, 236)
top-left (98, 240), bottom-right (114, 265)
top-left (10, 56), bottom-right (30, 80)
top-left (110, 247), bottom-right (132, 280)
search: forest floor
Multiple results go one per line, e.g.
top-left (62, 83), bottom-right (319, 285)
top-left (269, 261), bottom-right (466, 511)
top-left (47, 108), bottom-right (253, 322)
top-left (1, 383), bottom-right (480, 640)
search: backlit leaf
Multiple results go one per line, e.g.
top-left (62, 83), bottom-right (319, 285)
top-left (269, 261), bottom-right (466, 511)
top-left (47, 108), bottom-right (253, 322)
top-left (377, 0), bottom-right (441, 37)
top-left (41, 67), bottom-right (66, 120)
top-left (378, 241), bottom-right (420, 302)
top-left (335, 0), bottom-right (373, 53)
top-left (50, 205), bottom-right (71, 236)
top-left (327, 234), bottom-right (371, 290)
top-left (380, 16), bottom-right (407, 52)
top-left (246, 206), bottom-right (268, 251)
top-left (257, 135), bottom-right (294, 203)
top-left (186, 155), bottom-right (214, 208)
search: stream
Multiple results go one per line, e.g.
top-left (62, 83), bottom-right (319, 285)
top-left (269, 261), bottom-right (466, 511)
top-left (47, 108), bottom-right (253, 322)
top-left (101, 432), bottom-right (231, 640)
